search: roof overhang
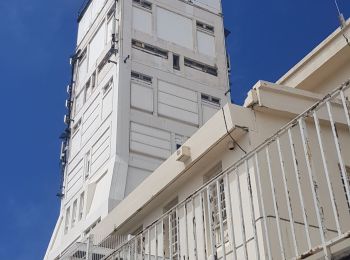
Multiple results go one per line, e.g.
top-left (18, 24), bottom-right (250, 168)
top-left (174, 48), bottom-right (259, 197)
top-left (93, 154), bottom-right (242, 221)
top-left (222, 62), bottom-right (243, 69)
top-left (276, 18), bottom-right (350, 90)
top-left (91, 103), bottom-right (253, 240)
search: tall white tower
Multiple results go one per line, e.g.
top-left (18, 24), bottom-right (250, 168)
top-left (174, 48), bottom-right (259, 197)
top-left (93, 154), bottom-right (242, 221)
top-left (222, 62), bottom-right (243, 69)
top-left (46, 0), bottom-right (229, 258)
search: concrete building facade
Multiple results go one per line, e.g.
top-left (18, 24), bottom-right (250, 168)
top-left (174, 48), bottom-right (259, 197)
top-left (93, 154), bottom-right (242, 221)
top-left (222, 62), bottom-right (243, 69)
top-left (46, 0), bottom-right (230, 259)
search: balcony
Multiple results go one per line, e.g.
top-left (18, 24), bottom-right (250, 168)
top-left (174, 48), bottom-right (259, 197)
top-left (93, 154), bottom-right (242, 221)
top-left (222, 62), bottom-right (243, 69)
top-left (60, 80), bottom-right (350, 259)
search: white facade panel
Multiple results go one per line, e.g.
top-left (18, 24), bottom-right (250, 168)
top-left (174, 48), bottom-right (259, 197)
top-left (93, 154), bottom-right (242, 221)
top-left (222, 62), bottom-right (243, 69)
top-left (77, 57), bottom-right (88, 90)
top-left (67, 159), bottom-right (84, 185)
top-left (193, 0), bottom-right (221, 13)
top-left (158, 81), bottom-right (197, 102)
top-left (156, 7), bottom-right (193, 50)
top-left (77, 6), bottom-right (92, 44)
top-left (91, 0), bottom-right (106, 23)
top-left (91, 129), bottom-right (110, 176)
top-left (202, 103), bottom-right (219, 123)
top-left (130, 122), bottom-right (171, 159)
top-left (130, 141), bottom-right (171, 160)
top-left (102, 88), bottom-right (113, 120)
top-left (89, 23), bottom-right (106, 72)
top-left (131, 132), bottom-right (170, 151)
top-left (158, 103), bottom-right (199, 125)
top-left (158, 92), bottom-right (198, 113)
top-left (158, 81), bottom-right (199, 125)
top-left (65, 175), bottom-right (83, 201)
top-left (70, 130), bottom-right (81, 159)
top-left (82, 102), bottom-right (100, 144)
top-left (77, 0), bottom-right (107, 44)
top-left (131, 122), bottom-right (171, 141)
top-left (88, 173), bottom-right (109, 216)
top-left (132, 7), bottom-right (152, 35)
top-left (131, 83), bottom-right (154, 113)
top-left (197, 31), bottom-right (216, 57)
top-left (75, 91), bottom-right (84, 114)
top-left (125, 167), bottom-right (152, 195)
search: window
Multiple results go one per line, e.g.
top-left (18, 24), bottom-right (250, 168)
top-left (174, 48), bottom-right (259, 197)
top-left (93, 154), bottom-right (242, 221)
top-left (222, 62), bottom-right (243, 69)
top-left (163, 198), bottom-right (179, 260)
top-left (132, 39), bottom-right (168, 59)
top-left (175, 134), bottom-right (187, 150)
top-left (133, 0), bottom-right (152, 10)
top-left (201, 94), bottom-right (221, 107)
top-left (184, 58), bottom-right (218, 76)
top-left (196, 21), bottom-right (215, 34)
top-left (84, 151), bottom-right (91, 179)
top-left (173, 54), bottom-right (180, 70)
top-left (209, 179), bottom-right (228, 245)
top-left (71, 200), bottom-right (77, 228)
top-left (64, 207), bottom-right (71, 234)
top-left (203, 163), bottom-right (227, 246)
top-left (131, 71), bottom-right (152, 84)
top-left (78, 192), bottom-right (85, 221)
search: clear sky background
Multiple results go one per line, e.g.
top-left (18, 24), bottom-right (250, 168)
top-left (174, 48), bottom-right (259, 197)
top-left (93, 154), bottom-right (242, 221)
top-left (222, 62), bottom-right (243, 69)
top-left (0, 0), bottom-right (349, 259)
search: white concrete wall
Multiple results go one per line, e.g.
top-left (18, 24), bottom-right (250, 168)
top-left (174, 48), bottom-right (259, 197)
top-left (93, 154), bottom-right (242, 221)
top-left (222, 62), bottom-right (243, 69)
top-left (46, 0), bottom-right (229, 258)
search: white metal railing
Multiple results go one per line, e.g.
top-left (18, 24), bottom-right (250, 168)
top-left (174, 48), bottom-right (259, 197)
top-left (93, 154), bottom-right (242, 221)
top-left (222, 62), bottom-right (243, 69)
top-left (63, 80), bottom-right (350, 260)
top-left (59, 234), bottom-right (127, 260)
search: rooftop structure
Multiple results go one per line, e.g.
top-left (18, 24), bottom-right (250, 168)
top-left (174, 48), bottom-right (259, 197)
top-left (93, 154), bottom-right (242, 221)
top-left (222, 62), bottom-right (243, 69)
top-left (46, 0), bottom-right (230, 258)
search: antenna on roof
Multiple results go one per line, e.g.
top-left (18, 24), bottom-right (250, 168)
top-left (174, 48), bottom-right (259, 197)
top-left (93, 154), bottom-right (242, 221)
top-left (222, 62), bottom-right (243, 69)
top-left (335, 0), bottom-right (346, 28)
top-left (334, 0), bottom-right (350, 46)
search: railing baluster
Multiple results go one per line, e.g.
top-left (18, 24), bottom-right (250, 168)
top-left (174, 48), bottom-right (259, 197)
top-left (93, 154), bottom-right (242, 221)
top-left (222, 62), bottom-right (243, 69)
top-left (340, 90), bottom-right (350, 133)
top-left (327, 101), bottom-right (350, 209)
top-left (191, 197), bottom-right (199, 260)
top-left (299, 117), bottom-right (331, 259)
top-left (216, 179), bottom-right (226, 260)
top-left (162, 219), bottom-right (165, 260)
top-left (184, 203), bottom-right (189, 260)
top-left (235, 168), bottom-right (248, 260)
top-left (142, 232), bottom-right (145, 260)
top-left (245, 159), bottom-right (260, 260)
top-left (276, 137), bottom-right (299, 256)
top-left (135, 236), bottom-right (138, 260)
top-left (206, 186), bottom-right (217, 260)
top-left (288, 128), bottom-right (312, 249)
top-left (313, 111), bottom-right (342, 235)
top-left (148, 229), bottom-right (151, 260)
top-left (155, 224), bottom-right (158, 260)
top-left (176, 207), bottom-right (180, 260)
top-left (266, 146), bottom-right (285, 259)
top-left (223, 173), bottom-right (237, 260)
top-left (169, 214), bottom-right (172, 260)
top-left (200, 192), bottom-right (208, 260)
top-left (254, 153), bottom-right (272, 260)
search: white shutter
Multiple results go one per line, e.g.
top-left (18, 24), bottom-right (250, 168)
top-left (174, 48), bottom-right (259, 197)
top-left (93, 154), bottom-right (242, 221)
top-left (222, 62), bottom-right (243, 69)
top-left (89, 23), bottom-right (107, 71)
top-left (197, 31), bottom-right (216, 57)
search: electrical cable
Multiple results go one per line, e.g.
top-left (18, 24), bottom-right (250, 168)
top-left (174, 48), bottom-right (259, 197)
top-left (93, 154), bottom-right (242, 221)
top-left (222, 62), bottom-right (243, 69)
top-left (221, 107), bottom-right (247, 154)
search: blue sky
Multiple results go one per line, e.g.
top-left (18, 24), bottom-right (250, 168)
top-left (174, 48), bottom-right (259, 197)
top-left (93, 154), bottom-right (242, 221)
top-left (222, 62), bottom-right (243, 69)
top-left (0, 0), bottom-right (349, 259)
